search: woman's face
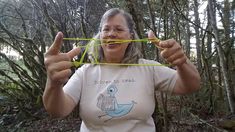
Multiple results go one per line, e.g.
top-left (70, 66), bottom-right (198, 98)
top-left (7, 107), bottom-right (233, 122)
top-left (100, 14), bottom-right (132, 63)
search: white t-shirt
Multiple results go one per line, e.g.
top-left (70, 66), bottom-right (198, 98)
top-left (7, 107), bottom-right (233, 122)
top-left (63, 59), bottom-right (177, 132)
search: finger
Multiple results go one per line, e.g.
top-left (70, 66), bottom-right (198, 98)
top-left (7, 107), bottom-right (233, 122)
top-left (172, 57), bottom-right (187, 66)
top-left (161, 45), bottom-right (182, 60)
top-left (148, 30), bottom-right (160, 47)
top-left (44, 53), bottom-right (71, 67)
top-left (159, 39), bottom-right (175, 48)
top-left (67, 47), bottom-right (81, 59)
top-left (165, 51), bottom-right (185, 63)
top-left (51, 69), bottom-right (72, 82)
top-left (47, 61), bottom-right (73, 73)
top-left (161, 49), bottom-right (170, 59)
top-left (47, 32), bottom-right (64, 55)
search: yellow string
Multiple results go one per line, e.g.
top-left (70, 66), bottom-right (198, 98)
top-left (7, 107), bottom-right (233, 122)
top-left (63, 38), bottom-right (162, 48)
top-left (63, 38), bottom-right (169, 67)
top-left (72, 62), bottom-right (171, 67)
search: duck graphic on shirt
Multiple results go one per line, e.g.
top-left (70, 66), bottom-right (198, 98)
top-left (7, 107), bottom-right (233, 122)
top-left (97, 84), bottom-right (136, 122)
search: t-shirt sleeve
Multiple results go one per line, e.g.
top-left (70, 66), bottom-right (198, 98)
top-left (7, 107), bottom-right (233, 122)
top-left (63, 66), bottom-right (85, 104)
top-left (152, 61), bottom-right (177, 94)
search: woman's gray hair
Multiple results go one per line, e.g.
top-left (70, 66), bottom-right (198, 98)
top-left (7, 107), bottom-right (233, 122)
top-left (88, 8), bottom-right (142, 64)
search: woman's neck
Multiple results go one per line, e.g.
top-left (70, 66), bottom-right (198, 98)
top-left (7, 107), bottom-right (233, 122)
top-left (104, 56), bottom-right (123, 63)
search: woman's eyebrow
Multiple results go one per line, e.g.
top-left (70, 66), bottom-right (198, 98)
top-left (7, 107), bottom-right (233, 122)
top-left (102, 24), bottom-right (128, 30)
top-left (102, 25), bottom-right (109, 28)
top-left (103, 24), bottom-right (125, 27)
top-left (115, 25), bottom-right (126, 28)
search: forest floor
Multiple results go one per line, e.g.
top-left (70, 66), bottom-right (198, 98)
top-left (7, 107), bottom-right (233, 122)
top-left (0, 96), bottom-right (234, 132)
top-left (1, 116), bottom-right (232, 132)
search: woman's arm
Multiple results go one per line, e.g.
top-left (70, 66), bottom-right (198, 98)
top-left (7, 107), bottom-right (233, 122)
top-left (43, 32), bottom-right (80, 117)
top-left (43, 80), bottom-right (76, 117)
top-left (148, 31), bottom-right (201, 94)
top-left (173, 59), bottom-right (201, 94)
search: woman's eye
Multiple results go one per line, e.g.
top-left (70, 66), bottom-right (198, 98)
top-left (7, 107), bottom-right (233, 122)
top-left (103, 28), bottom-right (109, 31)
top-left (117, 28), bottom-right (124, 32)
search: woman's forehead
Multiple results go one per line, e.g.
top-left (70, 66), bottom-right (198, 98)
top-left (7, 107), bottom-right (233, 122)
top-left (102, 14), bottom-right (128, 27)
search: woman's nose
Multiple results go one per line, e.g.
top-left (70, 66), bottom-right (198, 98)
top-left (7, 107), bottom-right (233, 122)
top-left (107, 29), bottom-right (117, 38)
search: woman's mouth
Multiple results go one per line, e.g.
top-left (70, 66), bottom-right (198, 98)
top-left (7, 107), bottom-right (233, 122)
top-left (104, 40), bottom-right (120, 48)
top-left (107, 43), bottom-right (119, 48)
top-left (106, 40), bottom-right (117, 44)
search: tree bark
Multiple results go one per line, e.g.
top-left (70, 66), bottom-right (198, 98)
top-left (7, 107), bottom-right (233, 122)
top-left (185, 1), bottom-right (191, 58)
top-left (223, 0), bottom-right (235, 97)
top-left (125, 0), bottom-right (146, 58)
top-left (146, 0), bottom-right (160, 61)
top-left (208, 0), bottom-right (235, 114)
top-left (193, 0), bottom-right (202, 72)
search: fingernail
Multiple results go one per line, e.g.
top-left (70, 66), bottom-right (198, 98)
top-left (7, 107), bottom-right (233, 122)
top-left (57, 32), bottom-right (62, 36)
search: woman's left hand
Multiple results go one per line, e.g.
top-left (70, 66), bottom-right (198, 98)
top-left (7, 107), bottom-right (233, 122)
top-left (148, 30), bottom-right (187, 67)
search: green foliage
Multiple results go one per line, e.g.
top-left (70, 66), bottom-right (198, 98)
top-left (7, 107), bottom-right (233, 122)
top-left (0, 0), bottom-right (48, 126)
top-left (0, 57), bottom-right (45, 128)
top-left (0, 0), bottom-right (234, 130)
top-left (0, 56), bottom-right (44, 110)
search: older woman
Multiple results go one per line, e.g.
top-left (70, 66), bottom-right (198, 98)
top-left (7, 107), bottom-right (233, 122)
top-left (43, 8), bottom-right (200, 132)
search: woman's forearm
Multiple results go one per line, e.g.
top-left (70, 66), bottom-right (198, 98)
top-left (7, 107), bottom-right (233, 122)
top-left (43, 80), bottom-right (75, 117)
top-left (174, 59), bottom-right (201, 94)
top-left (42, 32), bottom-right (80, 117)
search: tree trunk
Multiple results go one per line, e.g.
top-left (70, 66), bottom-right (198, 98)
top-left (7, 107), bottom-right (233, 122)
top-left (202, 28), bottom-right (215, 113)
top-left (185, 1), bottom-right (191, 58)
top-left (223, 0), bottom-right (235, 97)
top-left (125, 0), bottom-right (146, 58)
top-left (208, 0), bottom-right (235, 114)
top-left (84, 0), bottom-right (107, 36)
top-left (193, 0), bottom-right (202, 72)
top-left (146, 0), bottom-right (160, 61)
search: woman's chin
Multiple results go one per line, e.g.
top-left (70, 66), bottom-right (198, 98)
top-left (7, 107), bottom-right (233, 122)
top-left (104, 45), bottom-right (122, 53)
top-left (106, 44), bottom-right (120, 49)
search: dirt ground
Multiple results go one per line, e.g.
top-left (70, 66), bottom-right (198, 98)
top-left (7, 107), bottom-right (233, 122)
top-left (1, 116), bottom-right (81, 131)
top-left (0, 96), bottom-right (234, 131)
top-left (1, 113), bottom-right (234, 131)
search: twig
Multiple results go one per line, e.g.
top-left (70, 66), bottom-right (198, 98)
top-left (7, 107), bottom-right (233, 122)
top-left (171, 0), bottom-right (214, 37)
top-left (189, 112), bottom-right (228, 132)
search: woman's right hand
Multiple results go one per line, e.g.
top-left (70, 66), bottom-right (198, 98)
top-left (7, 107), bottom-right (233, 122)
top-left (44, 32), bottom-right (80, 88)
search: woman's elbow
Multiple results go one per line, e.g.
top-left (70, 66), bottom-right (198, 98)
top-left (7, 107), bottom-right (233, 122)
top-left (42, 95), bottom-right (70, 118)
top-left (43, 103), bottom-right (70, 118)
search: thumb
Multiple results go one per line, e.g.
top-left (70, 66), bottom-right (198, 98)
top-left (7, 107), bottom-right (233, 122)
top-left (47, 32), bottom-right (64, 55)
top-left (148, 30), bottom-right (160, 47)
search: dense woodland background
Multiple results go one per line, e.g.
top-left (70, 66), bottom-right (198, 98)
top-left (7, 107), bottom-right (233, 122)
top-left (0, 0), bottom-right (234, 131)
